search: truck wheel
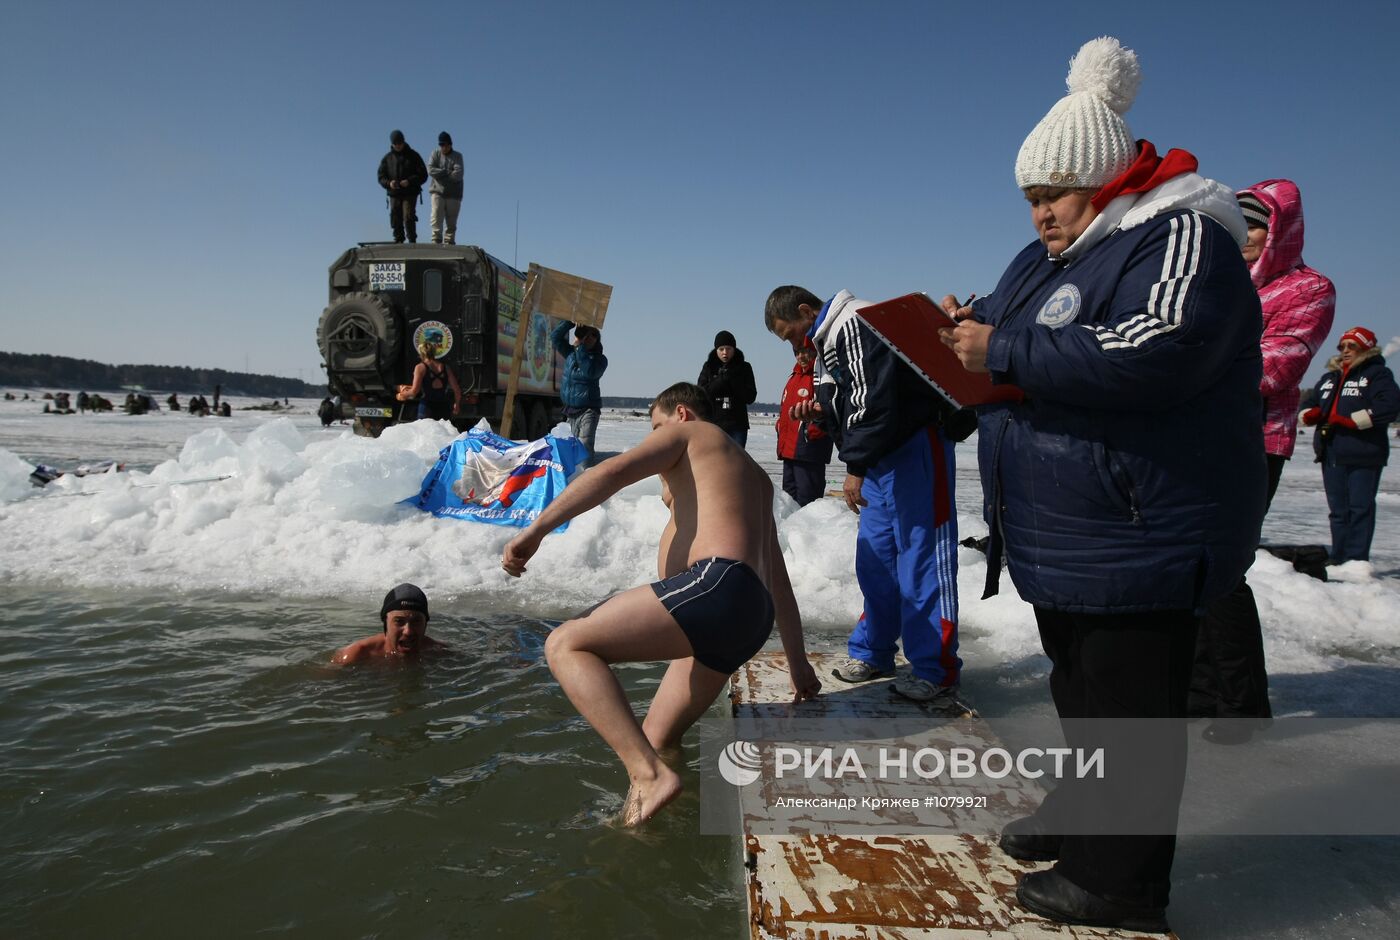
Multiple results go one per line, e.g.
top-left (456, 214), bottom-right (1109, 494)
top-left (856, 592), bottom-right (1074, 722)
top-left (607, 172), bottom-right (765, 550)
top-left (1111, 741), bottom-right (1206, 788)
top-left (527, 401), bottom-right (551, 441)
top-left (317, 292), bottom-right (400, 374)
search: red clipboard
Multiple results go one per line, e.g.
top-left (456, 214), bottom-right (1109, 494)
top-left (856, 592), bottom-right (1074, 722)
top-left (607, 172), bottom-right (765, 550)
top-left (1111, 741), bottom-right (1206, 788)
top-left (857, 293), bottom-right (1023, 408)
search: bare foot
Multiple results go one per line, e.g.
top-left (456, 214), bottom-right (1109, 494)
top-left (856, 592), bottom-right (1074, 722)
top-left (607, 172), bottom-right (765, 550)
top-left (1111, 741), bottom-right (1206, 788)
top-left (619, 765), bottom-right (683, 827)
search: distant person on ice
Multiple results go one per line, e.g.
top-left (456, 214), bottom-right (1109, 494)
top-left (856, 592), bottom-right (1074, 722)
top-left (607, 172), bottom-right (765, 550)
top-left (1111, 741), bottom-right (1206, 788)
top-left (501, 382), bottom-right (821, 826)
top-left (551, 320), bottom-right (607, 466)
top-left (1302, 326), bottom-right (1399, 564)
top-left (775, 343), bottom-right (832, 506)
top-left (378, 129), bottom-right (428, 244)
top-left (697, 330), bottom-right (757, 448)
top-left (332, 583), bottom-right (446, 664)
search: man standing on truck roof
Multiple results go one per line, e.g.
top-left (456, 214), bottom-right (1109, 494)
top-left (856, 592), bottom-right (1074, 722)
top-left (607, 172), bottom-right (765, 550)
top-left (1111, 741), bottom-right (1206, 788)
top-left (378, 129), bottom-right (428, 244)
top-left (428, 131), bottom-right (464, 245)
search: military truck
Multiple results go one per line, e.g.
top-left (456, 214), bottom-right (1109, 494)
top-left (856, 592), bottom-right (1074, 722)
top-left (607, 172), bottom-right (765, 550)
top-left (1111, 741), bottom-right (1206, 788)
top-left (317, 244), bottom-right (572, 439)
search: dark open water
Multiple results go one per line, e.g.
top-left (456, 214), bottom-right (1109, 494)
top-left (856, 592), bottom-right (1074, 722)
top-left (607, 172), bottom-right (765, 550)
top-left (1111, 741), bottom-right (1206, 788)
top-left (0, 585), bottom-right (744, 938)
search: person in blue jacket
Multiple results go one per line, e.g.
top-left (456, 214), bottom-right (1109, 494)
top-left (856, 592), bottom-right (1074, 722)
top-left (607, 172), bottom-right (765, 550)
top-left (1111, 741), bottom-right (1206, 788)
top-left (765, 285), bottom-right (972, 704)
top-left (552, 320), bottom-right (607, 466)
top-left (940, 38), bottom-right (1265, 933)
top-left (1301, 326), bottom-right (1399, 563)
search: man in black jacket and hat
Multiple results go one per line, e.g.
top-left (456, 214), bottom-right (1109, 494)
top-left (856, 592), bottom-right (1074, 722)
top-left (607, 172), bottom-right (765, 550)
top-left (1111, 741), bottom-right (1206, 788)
top-left (378, 130), bottom-right (428, 243)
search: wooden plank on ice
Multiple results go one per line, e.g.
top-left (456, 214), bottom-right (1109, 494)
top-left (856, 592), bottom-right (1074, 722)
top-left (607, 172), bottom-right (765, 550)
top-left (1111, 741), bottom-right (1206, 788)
top-left (731, 651), bottom-right (1179, 939)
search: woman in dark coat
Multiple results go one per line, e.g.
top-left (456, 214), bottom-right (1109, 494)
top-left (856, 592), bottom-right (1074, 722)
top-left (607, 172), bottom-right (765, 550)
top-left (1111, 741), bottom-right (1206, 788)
top-left (697, 330), bottom-right (757, 448)
top-left (1301, 326), bottom-right (1400, 563)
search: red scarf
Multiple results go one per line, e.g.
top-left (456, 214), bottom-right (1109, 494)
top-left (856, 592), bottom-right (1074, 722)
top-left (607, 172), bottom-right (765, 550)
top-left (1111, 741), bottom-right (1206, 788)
top-left (1091, 140), bottom-right (1199, 212)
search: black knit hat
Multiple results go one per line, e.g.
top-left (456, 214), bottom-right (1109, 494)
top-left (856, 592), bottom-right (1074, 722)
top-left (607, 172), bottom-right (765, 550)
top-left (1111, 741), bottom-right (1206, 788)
top-left (380, 583), bottom-right (429, 623)
top-left (714, 330), bottom-right (737, 349)
top-left (389, 129), bottom-right (405, 145)
top-left (438, 131), bottom-right (452, 146)
top-left (1237, 193), bottom-right (1270, 229)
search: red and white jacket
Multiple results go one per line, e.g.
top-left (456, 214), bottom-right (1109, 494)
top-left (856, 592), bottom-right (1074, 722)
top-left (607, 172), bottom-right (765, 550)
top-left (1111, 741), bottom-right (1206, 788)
top-left (776, 359), bottom-right (832, 464)
top-left (1240, 179), bottom-right (1336, 458)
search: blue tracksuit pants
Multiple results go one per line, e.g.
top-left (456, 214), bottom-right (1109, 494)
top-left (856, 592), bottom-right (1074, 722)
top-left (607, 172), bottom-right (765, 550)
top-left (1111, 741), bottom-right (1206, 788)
top-left (847, 426), bottom-right (961, 685)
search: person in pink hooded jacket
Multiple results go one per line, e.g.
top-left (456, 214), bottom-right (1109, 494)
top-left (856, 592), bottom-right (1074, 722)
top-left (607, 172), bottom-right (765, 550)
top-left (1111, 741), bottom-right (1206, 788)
top-left (1189, 179), bottom-right (1336, 745)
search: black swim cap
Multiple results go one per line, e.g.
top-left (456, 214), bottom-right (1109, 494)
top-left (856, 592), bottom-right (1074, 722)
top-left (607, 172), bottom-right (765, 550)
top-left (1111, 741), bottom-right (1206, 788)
top-left (380, 583), bottom-right (429, 623)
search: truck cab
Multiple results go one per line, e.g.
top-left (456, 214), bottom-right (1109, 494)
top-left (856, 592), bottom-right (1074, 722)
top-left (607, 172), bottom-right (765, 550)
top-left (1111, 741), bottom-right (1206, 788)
top-left (317, 244), bottom-right (566, 438)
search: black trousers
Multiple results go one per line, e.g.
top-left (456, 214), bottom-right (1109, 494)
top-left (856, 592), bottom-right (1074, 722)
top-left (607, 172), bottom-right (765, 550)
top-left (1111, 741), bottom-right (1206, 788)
top-left (1188, 453), bottom-right (1285, 719)
top-left (781, 460), bottom-right (826, 507)
top-left (1032, 606), bottom-right (1197, 909)
top-left (390, 195), bottom-right (418, 243)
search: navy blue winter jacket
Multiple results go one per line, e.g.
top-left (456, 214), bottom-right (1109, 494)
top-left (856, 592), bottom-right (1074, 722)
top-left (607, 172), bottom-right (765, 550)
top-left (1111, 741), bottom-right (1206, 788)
top-left (973, 189), bottom-right (1266, 614)
top-left (1310, 350), bottom-right (1399, 467)
top-left (552, 320), bottom-right (607, 410)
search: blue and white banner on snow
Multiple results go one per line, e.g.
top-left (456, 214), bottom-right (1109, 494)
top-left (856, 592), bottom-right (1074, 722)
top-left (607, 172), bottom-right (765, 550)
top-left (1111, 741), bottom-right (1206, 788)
top-left (406, 425), bottom-right (587, 529)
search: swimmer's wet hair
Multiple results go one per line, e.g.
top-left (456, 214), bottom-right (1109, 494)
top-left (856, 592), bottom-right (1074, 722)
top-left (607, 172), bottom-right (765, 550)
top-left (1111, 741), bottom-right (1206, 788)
top-left (651, 382), bottom-right (713, 421)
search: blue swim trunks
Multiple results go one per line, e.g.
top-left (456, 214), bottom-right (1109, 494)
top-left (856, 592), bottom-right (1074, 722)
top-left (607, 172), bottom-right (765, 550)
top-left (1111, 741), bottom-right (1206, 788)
top-left (651, 557), bottom-right (775, 674)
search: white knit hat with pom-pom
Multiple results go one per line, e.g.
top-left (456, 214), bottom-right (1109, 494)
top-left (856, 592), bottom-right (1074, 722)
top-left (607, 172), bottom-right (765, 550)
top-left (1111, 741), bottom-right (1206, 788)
top-left (1015, 37), bottom-right (1142, 190)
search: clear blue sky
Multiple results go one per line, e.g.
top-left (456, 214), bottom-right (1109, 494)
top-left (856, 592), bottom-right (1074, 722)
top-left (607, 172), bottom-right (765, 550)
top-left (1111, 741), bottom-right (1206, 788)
top-left (2, 0), bottom-right (1396, 398)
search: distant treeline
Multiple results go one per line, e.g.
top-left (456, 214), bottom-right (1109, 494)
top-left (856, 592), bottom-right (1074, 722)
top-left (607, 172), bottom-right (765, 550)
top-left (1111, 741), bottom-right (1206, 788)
top-left (601, 396), bottom-right (779, 413)
top-left (0, 351), bottom-right (325, 398)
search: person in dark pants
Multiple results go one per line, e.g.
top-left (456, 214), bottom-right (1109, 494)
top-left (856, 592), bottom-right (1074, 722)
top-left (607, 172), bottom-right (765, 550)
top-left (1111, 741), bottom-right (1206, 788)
top-left (1302, 326), bottom-right (1399, 563)
top-left (939, 37), bottom-right (1264, 933)
top-left (1190, 182), bottom-right (1336, 745)
top-left (775, 343), bottom-right (832, 506)
top-left (697, 330), bottom-right (756, 448)
top-left (378, 129), bottom-right (427, 244)
top-left (552, 320), bottom-right (608, 466)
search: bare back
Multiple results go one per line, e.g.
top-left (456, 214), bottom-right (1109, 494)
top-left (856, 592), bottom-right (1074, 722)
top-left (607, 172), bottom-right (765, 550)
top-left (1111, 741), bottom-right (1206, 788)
top-left (656, 422), bottom-right (774, 583)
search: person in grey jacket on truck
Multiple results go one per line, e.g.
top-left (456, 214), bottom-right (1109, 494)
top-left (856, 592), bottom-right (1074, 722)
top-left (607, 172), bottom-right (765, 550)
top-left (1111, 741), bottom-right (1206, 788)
top-left (428, 131), bottom-right (465, 245)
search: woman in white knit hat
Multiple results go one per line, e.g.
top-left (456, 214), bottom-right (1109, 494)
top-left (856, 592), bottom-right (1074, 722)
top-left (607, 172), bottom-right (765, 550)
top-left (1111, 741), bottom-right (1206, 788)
top-left (939, 37), bottom-right (1266, 933)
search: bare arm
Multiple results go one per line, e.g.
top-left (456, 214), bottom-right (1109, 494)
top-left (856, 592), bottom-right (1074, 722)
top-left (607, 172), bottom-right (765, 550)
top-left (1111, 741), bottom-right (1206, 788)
top-left (503, 426), bottom-right (688, 575)
top-left (767, 519), bottom-right (820, 702)
top-left (398, 363), bottom-right (427, 400)
top-left (331, 636), bottom-right (379, 664)
top-left (446, 368), bottom-right (463, 411)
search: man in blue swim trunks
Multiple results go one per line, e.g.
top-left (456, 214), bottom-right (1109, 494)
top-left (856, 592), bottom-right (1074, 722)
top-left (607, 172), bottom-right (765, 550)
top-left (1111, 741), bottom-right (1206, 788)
top-left (502, 382), bottom-right (821, 826)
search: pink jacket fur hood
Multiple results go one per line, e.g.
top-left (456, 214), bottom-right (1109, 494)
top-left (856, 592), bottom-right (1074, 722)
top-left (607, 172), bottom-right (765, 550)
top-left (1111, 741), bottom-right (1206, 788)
top-left (1241, 179), bottom-right (1337, 458)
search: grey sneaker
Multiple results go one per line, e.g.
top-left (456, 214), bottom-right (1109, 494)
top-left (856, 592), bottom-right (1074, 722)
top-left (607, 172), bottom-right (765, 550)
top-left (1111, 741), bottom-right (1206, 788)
top-left (831, 658), bottom-right (890, 683)
top-left (891, 675), bottom-right (955, 703)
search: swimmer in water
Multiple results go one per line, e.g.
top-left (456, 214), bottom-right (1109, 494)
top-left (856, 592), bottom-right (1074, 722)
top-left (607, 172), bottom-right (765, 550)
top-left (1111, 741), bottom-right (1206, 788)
top-left (503, 382), bottom-right (821, 827)
top-left (332, 583), bottom-right (446, 664)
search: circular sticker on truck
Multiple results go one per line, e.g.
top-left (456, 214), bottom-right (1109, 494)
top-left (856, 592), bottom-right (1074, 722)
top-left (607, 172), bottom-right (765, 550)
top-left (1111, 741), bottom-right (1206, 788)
top-left (413, 321), bottom-right (454, 358)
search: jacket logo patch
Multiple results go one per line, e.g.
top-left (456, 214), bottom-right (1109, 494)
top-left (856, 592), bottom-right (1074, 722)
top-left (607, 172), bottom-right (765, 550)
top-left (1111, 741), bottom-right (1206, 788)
top-left (1037, 284), bottom-right (1082, 329)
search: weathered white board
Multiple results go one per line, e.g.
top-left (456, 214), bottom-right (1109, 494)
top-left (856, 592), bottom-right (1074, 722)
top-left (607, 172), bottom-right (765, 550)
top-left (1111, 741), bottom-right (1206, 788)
top-left (732, 652), bottom-right (1179, 939)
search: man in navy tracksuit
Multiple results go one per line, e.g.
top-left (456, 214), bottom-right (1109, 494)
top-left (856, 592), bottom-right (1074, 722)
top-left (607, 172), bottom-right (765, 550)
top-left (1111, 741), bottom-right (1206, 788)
top-left (764, 286), bottom-right (969, 703)
top-left (941, 37), bottom-right (1266, 933)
